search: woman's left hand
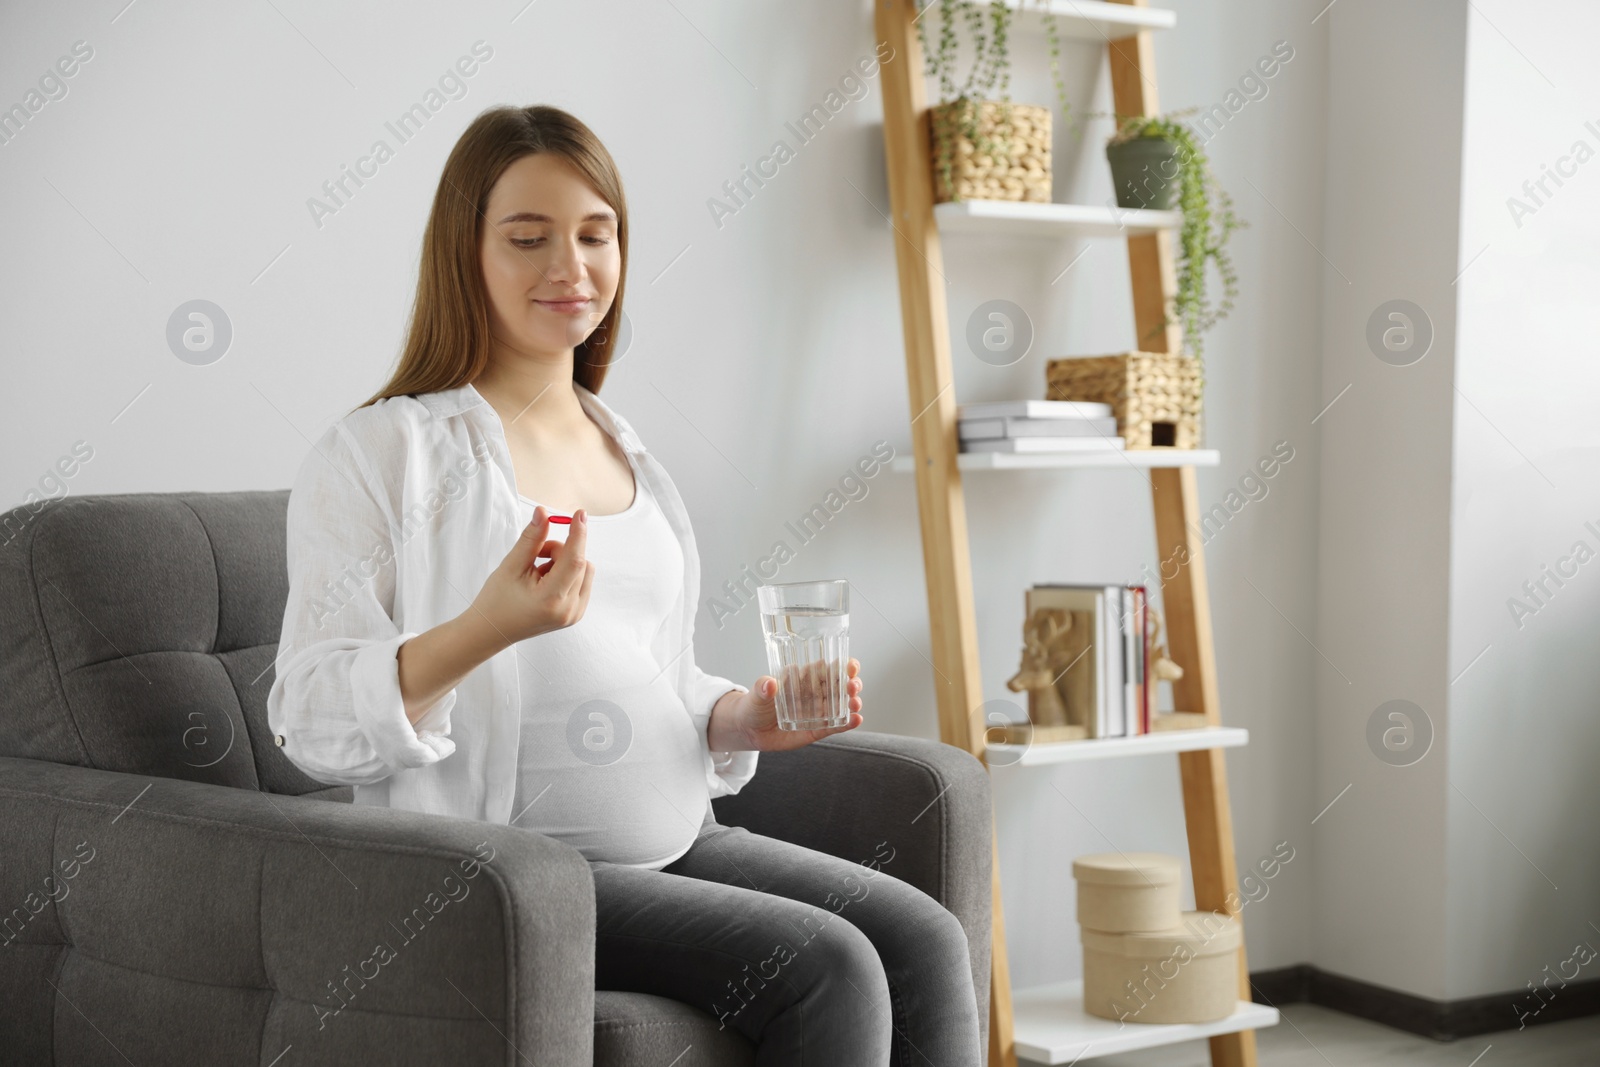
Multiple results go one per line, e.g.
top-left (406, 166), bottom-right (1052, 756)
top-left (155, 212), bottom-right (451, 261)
top-left (737, 658), bottom-right (863, 752)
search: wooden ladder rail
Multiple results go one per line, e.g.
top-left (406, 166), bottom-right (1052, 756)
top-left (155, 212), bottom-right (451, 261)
top-left (1153, 469), bottom-right (1257, 1067)
top-left (875, 3), bottom-right (1017, 1064)
top-left (875, 1), bottom-right (1257, 1064)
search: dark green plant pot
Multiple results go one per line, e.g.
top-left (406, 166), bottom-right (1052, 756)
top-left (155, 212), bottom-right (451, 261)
top-left (1106, 136), bottom-right (1181, 210)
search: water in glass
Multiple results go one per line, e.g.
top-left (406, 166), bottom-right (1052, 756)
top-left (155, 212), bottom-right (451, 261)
top-left (760, 604), bottom-right (851, 731)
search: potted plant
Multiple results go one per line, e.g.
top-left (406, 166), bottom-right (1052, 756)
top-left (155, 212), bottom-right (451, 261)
top-left (917, 0), bottom-right (1072, 204)
top-left (1105, 110), bottom-right (1244, 360)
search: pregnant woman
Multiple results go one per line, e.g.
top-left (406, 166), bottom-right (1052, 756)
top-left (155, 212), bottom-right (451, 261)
top-left (266, 104), bottom-right (981, 1065)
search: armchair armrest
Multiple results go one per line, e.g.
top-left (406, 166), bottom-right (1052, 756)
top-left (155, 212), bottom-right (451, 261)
top-left (0, 756), bottom-right (595, 1066)
top-left (709, 730), bottom-right (993, 1049)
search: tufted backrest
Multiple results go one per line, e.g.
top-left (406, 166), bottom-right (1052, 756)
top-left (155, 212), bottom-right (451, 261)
top-left (0, 490), bottom-right (343, 797)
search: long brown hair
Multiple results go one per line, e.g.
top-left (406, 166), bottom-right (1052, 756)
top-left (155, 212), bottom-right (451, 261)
top-left (357, 105), bottom-right (628, 410)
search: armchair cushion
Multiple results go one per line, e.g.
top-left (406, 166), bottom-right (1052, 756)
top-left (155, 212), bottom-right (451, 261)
top-left (592, 991), bottom-right (756, 1065)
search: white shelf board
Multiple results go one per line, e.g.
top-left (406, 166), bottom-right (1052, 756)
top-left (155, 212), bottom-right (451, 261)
top-left (934, 199), bottom-right (1180, 239)
top-left (1001, 0), bottom-right (1176, 41)
top-left (1011, 980), bottom-right (1278, 1064)
top-left (890, 449), bottom-right (1219, 473)
top-left (987, 726), bottom-right (1248, 767)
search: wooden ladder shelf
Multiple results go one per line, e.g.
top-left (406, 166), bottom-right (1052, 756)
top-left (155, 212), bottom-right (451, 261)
top-left (872, 1), bottom-right (1268, 1064)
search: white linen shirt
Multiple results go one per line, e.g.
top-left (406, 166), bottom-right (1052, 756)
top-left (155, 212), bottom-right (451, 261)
top-left (266, 380), bottom-right (759, 824)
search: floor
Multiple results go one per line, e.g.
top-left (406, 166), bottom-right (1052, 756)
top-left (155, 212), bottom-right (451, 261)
top-left (1091, 1004), bottom-right (1600, 1066)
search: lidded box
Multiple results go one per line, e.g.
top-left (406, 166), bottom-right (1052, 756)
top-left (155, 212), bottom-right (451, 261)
top-left (1072, 852), bottom-right (1182, 933)
top-left (1082, 910), bottom-right (1241, 1024)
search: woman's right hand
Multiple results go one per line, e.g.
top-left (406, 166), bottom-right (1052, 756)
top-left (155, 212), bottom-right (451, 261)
top-left (469, 505), bottom-right (595, 648)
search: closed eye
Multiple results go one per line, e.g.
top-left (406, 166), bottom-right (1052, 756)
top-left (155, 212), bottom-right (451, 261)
top-left (511, 236), bottom-right (611, 247)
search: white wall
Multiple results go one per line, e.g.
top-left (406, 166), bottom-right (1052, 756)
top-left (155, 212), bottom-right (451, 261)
top-left (1448, 0), bottom-right (1600, 1000)
top-left (1310, 0), bottom-right (1467, 1001)
top-left (1309, 0), bottom-right (1600, 1005)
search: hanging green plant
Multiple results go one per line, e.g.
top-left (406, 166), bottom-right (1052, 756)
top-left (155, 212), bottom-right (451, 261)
top-left (917, 0), bottom-right (1018, 202)
top-left (1033, 0), bottom-right (1072, 134)
top-left (1106, 109), bottom-right (1245, 364)
top-left (915, 1), bottom-right (1080, 203)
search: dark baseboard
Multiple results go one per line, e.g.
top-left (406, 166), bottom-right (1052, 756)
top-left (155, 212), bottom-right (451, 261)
top-left (1249, 964), bottom-right (1313, 1009)
top-left (1248, 964), bottom-right (1600, 1041)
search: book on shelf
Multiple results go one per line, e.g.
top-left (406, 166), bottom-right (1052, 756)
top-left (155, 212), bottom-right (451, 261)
top-left (1103, 585), bottom-right (1125, 737)
top-left (958, 399), bottom-right (1113, 420)
top-left (958, 415), bottom-right (1120, 440)
top-left (1128, 586), bottom-right (1149, 735)
top-left (963, 436), bottom-right (1126, 453)
top-left (1027, 583), bottom-right (1154, 742)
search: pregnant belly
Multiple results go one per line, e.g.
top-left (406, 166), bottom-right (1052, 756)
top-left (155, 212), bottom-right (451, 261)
top-left (512, 674), bottom-right (710, 866)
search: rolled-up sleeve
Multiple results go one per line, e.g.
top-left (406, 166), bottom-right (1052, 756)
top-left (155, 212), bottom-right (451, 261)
top-left (690, 665), bottom-right (758, 798)
top-left (266, 422), bottom-right (457, 786)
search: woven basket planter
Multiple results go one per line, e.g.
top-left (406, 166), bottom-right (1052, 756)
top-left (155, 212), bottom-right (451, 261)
top-left (1046, 353), bottom-right (1202, 449)
top-left (929, 100), bottom-right (1051, 204)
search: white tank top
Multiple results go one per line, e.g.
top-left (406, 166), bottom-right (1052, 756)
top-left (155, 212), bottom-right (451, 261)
top-left (508, 464), bottom-right (709, 868)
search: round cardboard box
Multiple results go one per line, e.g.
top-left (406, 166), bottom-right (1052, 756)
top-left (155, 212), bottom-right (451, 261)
top-left (1072, 852), bottom-right (1182, 933)
top-left (1082, 911), bottom-right (1241, 1024)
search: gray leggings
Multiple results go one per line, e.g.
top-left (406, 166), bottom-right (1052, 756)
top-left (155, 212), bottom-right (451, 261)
top-left (590, 807), bottom-right (984, 1066)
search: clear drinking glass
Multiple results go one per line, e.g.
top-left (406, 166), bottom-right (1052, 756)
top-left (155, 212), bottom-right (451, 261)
top-left (756, 579), bottom-right (851, 731)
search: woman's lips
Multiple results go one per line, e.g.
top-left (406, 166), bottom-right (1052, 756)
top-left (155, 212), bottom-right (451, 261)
top-left (534, 298), bottom-right (591, 315)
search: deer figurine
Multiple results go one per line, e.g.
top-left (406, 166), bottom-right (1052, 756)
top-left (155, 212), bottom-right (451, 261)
top-left (1145, 603), bottom-right (1184, 684)
top-left (1005, 607), bottom-right (1074, 729)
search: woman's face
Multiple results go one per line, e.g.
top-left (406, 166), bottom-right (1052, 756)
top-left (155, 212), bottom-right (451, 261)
top-left (479, 152), bottom-right (621, 363)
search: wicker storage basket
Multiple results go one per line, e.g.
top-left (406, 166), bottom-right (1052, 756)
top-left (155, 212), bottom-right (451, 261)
top-left (1046, 352), bottom-right (1202, 450)
top-left (929, 100), bottom-right (1051, 204)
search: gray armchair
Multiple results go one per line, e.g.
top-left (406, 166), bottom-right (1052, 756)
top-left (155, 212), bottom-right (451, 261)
top-left (0, 490), bottom-right (993, 1066)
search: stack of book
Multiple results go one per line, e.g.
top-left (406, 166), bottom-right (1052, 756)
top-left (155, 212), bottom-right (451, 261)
top-left (1026, 583), bottom-right (1151, 739)
top-left (957, 399), bottom-right (1124, 453)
